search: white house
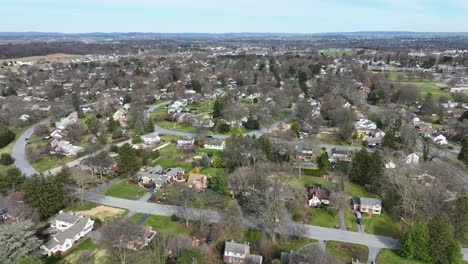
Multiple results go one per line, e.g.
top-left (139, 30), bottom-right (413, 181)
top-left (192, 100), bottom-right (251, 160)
top-left (141, 134), bottom-right (161, 145)
top-left (429, 132), bottom-right (448, 145)
top-left (204, 139), bottom-right (225, 150)
top-left (52, 141), bottom-right (85, 156)
top-left (403, 153), bottom-right (419, 164)
top-left (41, 213), bottom-right (94, 256)
top-left (352, 197), bottom-right (382, 215)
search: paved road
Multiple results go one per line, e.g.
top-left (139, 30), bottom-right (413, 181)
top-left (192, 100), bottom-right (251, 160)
top-left (12, 115), bottom-right (59, 176)
top-left (368, 247), bottom-right (381, 263)
top-left (462, 248), bottom-right (468, 261)
top-left (85, 192), bottom-right (399, 250)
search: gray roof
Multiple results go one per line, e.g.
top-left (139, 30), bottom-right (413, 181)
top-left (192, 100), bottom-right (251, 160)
top-left (246, 254), bottom-right (263, 264)
top-left (166, 167), bottom-right (185, 177)
top-left (359, 197), bottom-right (381, 207)
top-left (55, 213), bottom-right (80, 225)
top-left (225, 241), bottom-right (248, 255)
top-left (44, 216), bottom-right (93, 250)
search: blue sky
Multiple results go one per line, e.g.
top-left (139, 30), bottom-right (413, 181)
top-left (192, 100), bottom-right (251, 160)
top-left (1, 0), bottom-right (467, 33)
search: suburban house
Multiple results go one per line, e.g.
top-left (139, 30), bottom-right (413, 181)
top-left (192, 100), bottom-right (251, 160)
top-left (50, 140), bottom-right (85, 156)
top-left (79, 158), bottom-right (118, 175)
top-left (166, 167), bottom-right (186, 182)
top-left (352, 197), bottom-right (382, 215)
top-left (192, 118), bottom-right (215, 128)
top-left (126, 226), bottom-right (157, 251)
top-left (403, 153), bottom-right (419, 164)
top-left (141, 134), bottom-right (161, 145)
top-left (204, 139), bottom-right (226, 150)
top-left (328, 148), bottom-right (353, 163)
top-left (50, 129), bottom-right (68, 139)
top-left (307, 184), bottom-right (330, 207)
top-left (177, 137), bottom-right (195, 150)
top-left (187, 173), bottom-right (208, 190)
top-left (136, 165), bottom-right (168, 186)
top-left (41, 212), bottom-right (94, 256)
top-left (449, 87), bottom-right (468, 93)
top-left (55, 112), bottom-right (78, 130)
top-left (295, 145), bottom-right (314, 161)
top-left (223, 240), bottom-right (263, 264)
top-left (428, 132), bottom-right (448, 145)
top-left (113, 107), bottom-right (128, 127)
top-left (355, 118), bottom-right (377, 133)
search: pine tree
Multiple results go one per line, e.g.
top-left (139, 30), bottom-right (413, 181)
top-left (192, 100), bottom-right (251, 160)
top-left (412, 222), bottom-right (431, 262)
top-left (458, 137), bottom-right (468, 166)
top-left (400, 231), bottom-right (414, 258)
top-left (429, 214), bottom-right (462, 264)
top-left (0, 221), bottom-right (42, 264)
top-left (453, 195), bottom-right (468, 244)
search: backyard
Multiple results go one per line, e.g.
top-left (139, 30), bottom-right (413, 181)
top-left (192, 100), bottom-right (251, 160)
top-left (130, 213), bottom-right (192, 236)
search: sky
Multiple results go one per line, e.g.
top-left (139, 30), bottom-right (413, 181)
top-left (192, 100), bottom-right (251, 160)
top-left (1, 0), bottom-right (468, 33)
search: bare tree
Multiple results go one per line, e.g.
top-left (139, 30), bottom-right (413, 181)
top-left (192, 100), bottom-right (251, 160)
top-left (71, 168), bottom-right (98, 206)
top-left (103, 221), bottom-right (145, 264)
top-left (177, 188), bottom-right (195, 227)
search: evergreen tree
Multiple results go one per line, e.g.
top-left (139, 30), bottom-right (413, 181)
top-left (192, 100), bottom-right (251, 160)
top-left (400, 231), bottom-right (414, 258)
top-left (0, 167), bottom-right (25, 194)
top-left (210, 171), bottom-right (229, 196)
top-left (212, 98), bottom-right (225, 119)
top-left (429, 214), bottom-right (462, 264)
top-left (0, 125), bottom-right (15, 148)
top-left (116, 143), bottom-right (142, 176)
top-left (420, 93), bottom-right (438, 116)
top-left (0, 221), bottom-right (42, 264)
top-left (349, 149), bottom-right (384, 186)
top-left (458, 137), bottom-right (468, 166)
top-left (412, 222), bottom-right (431, 262)
top-left (453, 195), bottom-right (468, 244)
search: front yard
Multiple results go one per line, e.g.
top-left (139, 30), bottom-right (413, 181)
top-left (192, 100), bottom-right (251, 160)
top-left (362, 212), bottom-right (401, 238)
top-left (104, 180), bottom-right (144, 200)
top-left (326, 241), bottom-right (369, 263)
top-left (309, 207), bottom-right (339, 228)
top-left (376, 249), bottom-right (425, 264)
top-left (131, 213), bottom-right (192, 236)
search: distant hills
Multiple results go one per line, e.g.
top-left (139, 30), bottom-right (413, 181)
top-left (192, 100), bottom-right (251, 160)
top-left (1, 31), bottom-right (468, 40)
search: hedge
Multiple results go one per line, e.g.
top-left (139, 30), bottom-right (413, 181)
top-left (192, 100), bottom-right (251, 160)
top-left (301, 168), bottom-right (324, 177)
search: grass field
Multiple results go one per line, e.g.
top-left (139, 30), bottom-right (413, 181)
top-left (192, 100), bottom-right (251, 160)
top-left (362, 212), bottom-right (401, 238)
top-left (346, 183), bottom-right (380, 198)
top-left (104, 180), bottom-right (144, 200)
top-left (141, 214), bottom-right (192, 235)
top-left (309, 207), bottom-right (339, 228)
top-left (157, 120), bottom-right (198, 133)
top-left (293, 176), bottom-right (335, 190)
top-left (376, 249), bottom-right (425, 264)
top-left (326, 241), bottom-right (369, 263)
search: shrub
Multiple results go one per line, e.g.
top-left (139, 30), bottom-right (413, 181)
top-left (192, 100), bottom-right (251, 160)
top-left (0, 126), bottom-right (15, 148)
top-left (0, 153), bottom-right (14, 165)
top-left (171, 214), bottom-right (180, 222)
top-left (301, 169), bottom-right (324, 177)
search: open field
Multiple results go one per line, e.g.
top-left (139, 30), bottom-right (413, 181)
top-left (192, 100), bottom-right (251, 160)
top-left (1, 53), bottom-right (83, 63)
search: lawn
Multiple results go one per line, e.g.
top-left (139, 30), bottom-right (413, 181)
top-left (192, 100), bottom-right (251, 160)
top-left (104, 180), bottom-right (144, 200)
top-left (142, 215), bottom-right (191, 235)
top-left (293, 176), bottom-right (335, 190)
top-left (326, 241), bottom-right (369, 263)
top-left (274, 237), bottom-right (317, 258)
top-left (411, 83), bottom-right (450, 98)
top-left (346, 183), bottom-right (380, 198)
top-left (157, 120), bottom-right (198, 133)
top-left (189, 100), bottom-right (214, 115)
top-left (32, 155), bottom-right (67, 173)
top-left (45, 238), bottom-right (103, 264)
top-left (309, 207), bottom-right (339, 228)
top-left (67, 201), bottom-right (100, 212)
top-left (242, 229), bottom-right (263, 252)
top-left (362, 212), bottom-right (401, 238)
top-left (376, 249), bottom-right (425, 264)
top-left (345, 208), bottom-right (359, 232)
top-left (200, 167), bottom-right (226, 178)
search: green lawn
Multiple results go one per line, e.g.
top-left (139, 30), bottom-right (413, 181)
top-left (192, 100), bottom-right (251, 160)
top-left (242, 229), bottom-right (263, 252)
top-left (200, 167), bottom-right (225, 178)
top-left (362, 212), bottom-right (401, 238)
top-left (376, 249), bottom-right (425, 264)
top-left (345, 208), bottom-right (359, 231)
top-left (346, 183), bottom-right (380, 198)
top-left (45, 238), bottom-right (101, 264)
top-left (411, 83), bottom-right (449, 98)
top-left (326, 241), bottom-right (368, 263)
top-left (32, 155), bottom-right (64, 173)
top-left (67, 201), bottom-right (100, 212)
top-left (274, 238), bottom-right (317, 258)
top-left (142, 215), bottom-right (191, 235)
top-left (104, 180), bottom-right (144, 200)
top-left (157, 120), bottom-right (198, 133)
top-left (309, 207), bottom-right (339, 228)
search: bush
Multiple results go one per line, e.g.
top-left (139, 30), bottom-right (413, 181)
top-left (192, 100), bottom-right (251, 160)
top-left (301, 169), bottom-right (324, 177)
top-left (170, 214), bottom-right (180, 222)
top-left (0, 126), bottom-right (15, 148)
top-left (0, 153), bottom-right (14, 165)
